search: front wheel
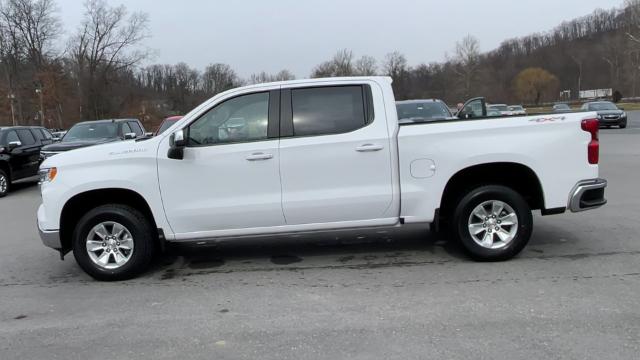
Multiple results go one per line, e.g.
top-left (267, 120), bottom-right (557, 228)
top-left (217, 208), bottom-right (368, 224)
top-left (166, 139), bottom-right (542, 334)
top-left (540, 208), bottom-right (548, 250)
top-left (0, 169), bottom-right (9, 198)
top-left (620, 120), bottom-right (627, 129)
top-left (72, 204), bottom-right (156, 281)
top-left (451, 185), bottom-right (532, 261)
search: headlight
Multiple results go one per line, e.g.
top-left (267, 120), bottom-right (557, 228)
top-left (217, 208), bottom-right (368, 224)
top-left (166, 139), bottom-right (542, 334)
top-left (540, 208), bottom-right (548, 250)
top-left (39, 167), bottom-right (57, 184)
top-left (622, 112), bottom-right (627, 118)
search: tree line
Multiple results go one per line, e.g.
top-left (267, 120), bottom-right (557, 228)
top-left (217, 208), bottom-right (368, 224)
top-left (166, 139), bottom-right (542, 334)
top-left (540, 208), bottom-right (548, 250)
top-left (2, 0), bottom-right (640, 130)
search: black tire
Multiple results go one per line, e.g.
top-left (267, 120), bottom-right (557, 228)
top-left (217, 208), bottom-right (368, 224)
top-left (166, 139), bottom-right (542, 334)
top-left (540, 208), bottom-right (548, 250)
top-left (451, 185), bottom-right (532, 261)
top-left (72, 204), bottom-right (156, 281)
top-left (620, 120), bottom-right (627, 129)
top-left (0, 169), bottom-right (9, 198)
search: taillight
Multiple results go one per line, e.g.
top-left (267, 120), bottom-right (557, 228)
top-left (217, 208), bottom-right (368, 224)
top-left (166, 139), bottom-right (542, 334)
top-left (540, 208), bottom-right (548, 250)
top-left (581, 119), bottom-right (599, 164)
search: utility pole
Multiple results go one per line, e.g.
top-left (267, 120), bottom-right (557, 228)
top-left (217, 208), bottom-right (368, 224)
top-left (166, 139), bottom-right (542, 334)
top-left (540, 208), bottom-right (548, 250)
top-left (35, 87), bottom-right (45, 127)
top-left (7, 93), bottom-right (16, 126)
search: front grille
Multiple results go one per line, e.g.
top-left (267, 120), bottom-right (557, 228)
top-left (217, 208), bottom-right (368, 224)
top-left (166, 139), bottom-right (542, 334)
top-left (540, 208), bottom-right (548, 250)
top-left (603, 115), bottom-right (619, 120)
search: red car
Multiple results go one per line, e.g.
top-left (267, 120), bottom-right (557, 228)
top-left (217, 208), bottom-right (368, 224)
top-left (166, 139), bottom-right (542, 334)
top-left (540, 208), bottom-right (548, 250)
top-left (155, 116), bottom-right (184, 135)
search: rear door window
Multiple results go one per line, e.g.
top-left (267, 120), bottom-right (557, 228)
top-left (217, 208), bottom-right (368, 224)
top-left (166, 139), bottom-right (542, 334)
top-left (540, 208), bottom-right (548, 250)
top-left (41, 129), bottom-right (53, 140)
top-left (128, 121), bottom-right (144, 136)
top-left (17, 129), bottom-right (36, 146)
top-left (31, 128), bottom-right (44, 142)
top-left (5, 131), bottom-right (20, 145)
top-left (290, 86), bottom-right (367, 137)
top-left (121, 122), bottom-right (132, 136)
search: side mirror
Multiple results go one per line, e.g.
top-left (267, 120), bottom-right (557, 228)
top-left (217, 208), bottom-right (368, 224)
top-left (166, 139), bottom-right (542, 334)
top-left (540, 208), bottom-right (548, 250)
top-left (619, 107), bottom-right (624, 111)
top-left (168, 129), bottom-right (186, 160)
top-left (124, 132), bottom-right (137, 140)
top-left (8, 141), bottom-right (21, 151)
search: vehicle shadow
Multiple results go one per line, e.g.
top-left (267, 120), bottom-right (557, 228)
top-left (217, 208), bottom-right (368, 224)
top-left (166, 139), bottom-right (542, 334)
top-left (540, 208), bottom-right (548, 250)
top-left (147, 224), bottom-right (469, 279)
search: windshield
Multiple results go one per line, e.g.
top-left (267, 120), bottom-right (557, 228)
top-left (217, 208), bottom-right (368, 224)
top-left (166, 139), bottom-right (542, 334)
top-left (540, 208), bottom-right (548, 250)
top-left (157, 119), bottom-right (179, 135)
top-left (489, 105), bottom-right (509, 111)
top-left (509, 106), bottom-right (523, 111)
top-left (555, 104), bottom-right (570, 110)
top-left (63, 122), bottom-right (118, 142)
top-left (396, 102), bottom-right (452, 122)
top-left (588, 102), bottom-right (618, 111)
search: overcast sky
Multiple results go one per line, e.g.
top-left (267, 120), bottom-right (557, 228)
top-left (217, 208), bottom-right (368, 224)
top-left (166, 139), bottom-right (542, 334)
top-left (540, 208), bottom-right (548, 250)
top-left (54, 0), bottom-right (624, 78)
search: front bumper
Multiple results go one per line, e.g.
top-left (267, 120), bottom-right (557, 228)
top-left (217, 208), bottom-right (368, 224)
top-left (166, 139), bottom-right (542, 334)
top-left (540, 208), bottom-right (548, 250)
top-left (38, 227), bottom-right (62, 249)
top-left (569, 178), bottom-right (607, 212)
top-left (37, 204), bottom-right (61, 249)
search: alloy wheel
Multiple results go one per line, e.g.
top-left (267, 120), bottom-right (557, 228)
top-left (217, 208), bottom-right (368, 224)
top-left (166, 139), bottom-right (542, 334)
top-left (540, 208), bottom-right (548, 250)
top-left (467, 200), bottom-right (518, 249)
top-left (86, 221), bottom-right (135, 269)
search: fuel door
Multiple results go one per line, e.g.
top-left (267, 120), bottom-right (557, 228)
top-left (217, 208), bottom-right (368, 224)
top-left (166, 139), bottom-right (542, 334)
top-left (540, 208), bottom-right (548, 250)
top-left (410, 158), bottom-right (436, 179)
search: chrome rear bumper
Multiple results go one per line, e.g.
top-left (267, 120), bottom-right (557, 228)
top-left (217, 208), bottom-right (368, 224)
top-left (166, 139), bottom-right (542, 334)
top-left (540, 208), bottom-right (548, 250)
top-left (569, 178), bottom-right (607, 212)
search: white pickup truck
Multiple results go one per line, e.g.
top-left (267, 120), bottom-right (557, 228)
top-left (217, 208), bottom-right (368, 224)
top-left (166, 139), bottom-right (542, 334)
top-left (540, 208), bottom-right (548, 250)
top-left (37, 77), bottom-right (607, 280)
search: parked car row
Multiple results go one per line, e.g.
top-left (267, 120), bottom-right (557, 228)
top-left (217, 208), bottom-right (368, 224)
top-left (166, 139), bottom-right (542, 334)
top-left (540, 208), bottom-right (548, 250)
top-left (1, 116), bottom-right (188, 197)
top-left (396, 97), bottom-right (628, 130)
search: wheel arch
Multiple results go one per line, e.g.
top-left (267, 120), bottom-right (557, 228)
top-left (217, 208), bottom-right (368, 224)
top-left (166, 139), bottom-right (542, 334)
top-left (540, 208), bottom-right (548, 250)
top-left (0, 159), bottom-right (11, 179)
top-left (59, 188), bottom-right (159, 252)
top-left (439, 162), bottom-right (545, 217)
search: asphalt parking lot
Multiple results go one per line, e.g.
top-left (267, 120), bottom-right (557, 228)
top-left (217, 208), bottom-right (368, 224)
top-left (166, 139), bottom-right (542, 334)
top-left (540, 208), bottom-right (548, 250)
top-left (1, 114), bottom-right (639, 359)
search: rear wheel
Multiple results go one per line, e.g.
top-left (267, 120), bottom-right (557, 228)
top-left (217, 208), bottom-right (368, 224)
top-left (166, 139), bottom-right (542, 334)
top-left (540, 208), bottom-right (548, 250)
top-left (72, 204), bottom-right (156, 281)
top-left (0, 169), bottom-right (9, 198)
top-left (451, 185), bottom-right (532, 261)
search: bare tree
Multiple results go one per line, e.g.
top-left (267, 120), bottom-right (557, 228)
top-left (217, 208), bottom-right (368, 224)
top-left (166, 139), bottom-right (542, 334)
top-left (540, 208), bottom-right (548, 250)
top-left (202, 63), bottom-right (239, 95)
top-left (331, 49), bottom-right (354, 76)
top-left (383, 51), bottom-right (409, 99)
top-left (311, 49), bottom-right (356, 77)
top-left (311, 61), bottom-right (336, 78)
top-left (0, 4), bottom-right (24, 124)
top-left (274, 69), bottom-right (295, 81)
top-left (2, 0), bottom-right (60, 67)
top-left (600, 32), bottom-right (625, 89)
top-left (69, 0), bottom-right (149, 119)
top-left (0, 0), bottom-right (60, 125)
top-left (452, 35), bottom-right (481, 98)
top-left (383, 51), bottom-right (408, 77)
top-left (625, 0), bottom-right (640, 44)
top-left (249, 69), bottom-right (295, 84)
top-left (355, 55), bottom-right (377, 76)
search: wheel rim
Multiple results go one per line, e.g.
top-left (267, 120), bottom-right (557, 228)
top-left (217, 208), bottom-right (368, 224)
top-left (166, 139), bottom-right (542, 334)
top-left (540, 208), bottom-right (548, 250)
top-left (467, 200), bottom-right (518, 250)
top-left (0, 174), bottom-right (7, 194)
top-left (86, 221), bottom-right (134, 270)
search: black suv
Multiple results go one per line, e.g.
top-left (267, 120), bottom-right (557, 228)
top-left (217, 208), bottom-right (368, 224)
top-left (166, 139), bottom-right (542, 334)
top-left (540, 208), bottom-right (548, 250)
top-left (0, 126), bottom-right (54, 197)
top-left (40, 119), bottom-right (146, 159)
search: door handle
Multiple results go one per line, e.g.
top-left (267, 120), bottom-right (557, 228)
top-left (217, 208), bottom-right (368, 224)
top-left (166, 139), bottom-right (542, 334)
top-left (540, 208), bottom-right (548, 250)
top-left (246, 152), bottom-right (273, 161)
top-left (355, 144), bottom-right (384, 152)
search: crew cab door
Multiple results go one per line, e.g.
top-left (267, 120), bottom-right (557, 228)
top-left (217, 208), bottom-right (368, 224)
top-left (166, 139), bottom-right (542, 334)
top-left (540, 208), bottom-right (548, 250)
top-left (278, 83), bottom-right (395, 224)
top-left (157, 90), bottom-right (285, 236)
